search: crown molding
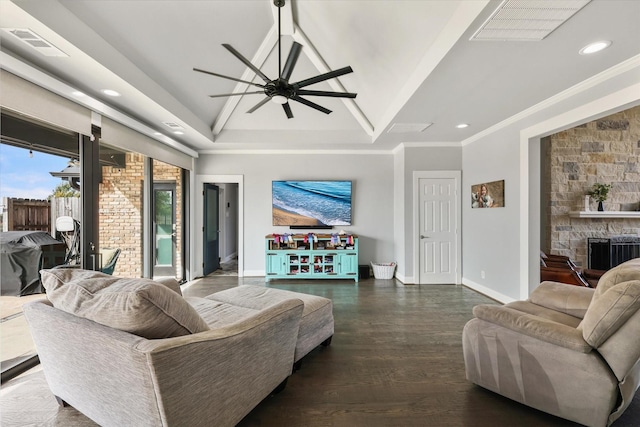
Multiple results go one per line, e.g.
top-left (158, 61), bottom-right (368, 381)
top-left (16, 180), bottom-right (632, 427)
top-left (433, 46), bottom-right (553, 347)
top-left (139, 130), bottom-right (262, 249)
top-left (462, 54), bottom-right (640, 147)
top-left (198, 148), bottom-right (392, 155)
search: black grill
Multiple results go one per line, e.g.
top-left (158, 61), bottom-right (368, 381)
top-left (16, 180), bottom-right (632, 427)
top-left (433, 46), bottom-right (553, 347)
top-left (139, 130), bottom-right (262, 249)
top-left (588, 237), bottom-right (640, 270)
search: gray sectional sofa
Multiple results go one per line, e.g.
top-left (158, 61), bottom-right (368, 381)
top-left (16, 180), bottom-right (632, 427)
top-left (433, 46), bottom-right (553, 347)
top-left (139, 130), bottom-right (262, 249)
top-left (24, 269), bottom-right (334, 427)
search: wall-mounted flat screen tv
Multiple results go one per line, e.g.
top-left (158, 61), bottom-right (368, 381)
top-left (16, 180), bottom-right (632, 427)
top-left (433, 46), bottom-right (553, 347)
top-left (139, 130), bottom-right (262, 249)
top-left (272, 180), bottom-right (352, 226)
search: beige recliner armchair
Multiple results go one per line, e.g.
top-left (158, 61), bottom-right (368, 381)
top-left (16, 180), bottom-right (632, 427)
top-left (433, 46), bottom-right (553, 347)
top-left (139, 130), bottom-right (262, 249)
top-left (463, 258), bottom-right (640, 427)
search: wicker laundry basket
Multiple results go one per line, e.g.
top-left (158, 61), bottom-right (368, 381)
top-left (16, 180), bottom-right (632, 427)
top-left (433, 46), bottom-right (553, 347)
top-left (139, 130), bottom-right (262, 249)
top-left (371, 262), bottom-right (396, 279)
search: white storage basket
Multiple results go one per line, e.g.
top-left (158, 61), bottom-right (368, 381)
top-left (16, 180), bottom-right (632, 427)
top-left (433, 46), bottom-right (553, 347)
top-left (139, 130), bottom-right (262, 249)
top-left (371, 262), bottom-right (396, 280)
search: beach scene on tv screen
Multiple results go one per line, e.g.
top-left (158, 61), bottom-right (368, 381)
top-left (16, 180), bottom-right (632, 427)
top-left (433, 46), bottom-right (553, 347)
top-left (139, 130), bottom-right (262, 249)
top-left (272, 181), bottom-right (352, 226)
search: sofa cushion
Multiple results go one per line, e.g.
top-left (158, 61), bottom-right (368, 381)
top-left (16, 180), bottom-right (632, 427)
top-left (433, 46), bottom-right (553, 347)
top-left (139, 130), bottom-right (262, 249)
top-left (154, 277), bottom-right (183, 296)
top-left (581, 279), bottom-right (640, 348)
top-left (185, 296), bottom-right (260, 328)
top-left (206, 285), bottom-right (335, 362)
top-left (40, 269), bottom-right (209, 339)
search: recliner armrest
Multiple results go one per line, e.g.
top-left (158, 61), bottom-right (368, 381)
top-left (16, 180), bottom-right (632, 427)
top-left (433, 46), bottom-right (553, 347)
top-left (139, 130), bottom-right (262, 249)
top-left (530, 281), bottom-right (594, 318)
top-left (472, 304), bottom-right (592, 353)
top-left (541, 253), bottom-right (578, 269)
top-left (583, 268), bottom-right (606, 280)
top-left (540, 266), bottom-right (590, 287)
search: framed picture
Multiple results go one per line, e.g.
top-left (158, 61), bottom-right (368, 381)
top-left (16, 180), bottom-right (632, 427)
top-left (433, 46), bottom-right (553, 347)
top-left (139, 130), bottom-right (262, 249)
top-left (471, 180), bottom-right (504, 208)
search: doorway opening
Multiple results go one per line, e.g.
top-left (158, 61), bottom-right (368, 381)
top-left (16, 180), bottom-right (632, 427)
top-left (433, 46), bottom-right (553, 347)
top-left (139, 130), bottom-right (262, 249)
top-left (211, 183), bottom-right (239, 276)
top-left (195, 175), bottom-right (243, 278)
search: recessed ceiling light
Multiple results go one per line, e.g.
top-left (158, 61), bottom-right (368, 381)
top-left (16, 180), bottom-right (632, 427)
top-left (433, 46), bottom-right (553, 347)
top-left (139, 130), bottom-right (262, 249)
top-left (102, 89), bottom-right (121, 97)
top-left (579, 41), bottom-right (612, 55)
top-left (173, 131), bottom-right (184, 135)
top-left (456, 123), bottom-right (469, 129)
top-left (71, 91), bottom-right (86, 97)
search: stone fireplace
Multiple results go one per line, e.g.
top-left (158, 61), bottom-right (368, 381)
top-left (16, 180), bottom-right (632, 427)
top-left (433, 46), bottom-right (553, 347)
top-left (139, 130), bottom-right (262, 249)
top-left (542, 105), bottom-right (640, 268)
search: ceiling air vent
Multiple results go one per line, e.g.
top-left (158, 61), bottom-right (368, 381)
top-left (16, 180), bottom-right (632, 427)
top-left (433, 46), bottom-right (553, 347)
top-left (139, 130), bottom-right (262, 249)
top-left (162, 121), bottom-right (184, 130)
top-left (470, 0), bottom-right (591, 41)
top-left (387, 123), bottom-right (433, 134)
top-left (2, 28), bottom-right (68, 57)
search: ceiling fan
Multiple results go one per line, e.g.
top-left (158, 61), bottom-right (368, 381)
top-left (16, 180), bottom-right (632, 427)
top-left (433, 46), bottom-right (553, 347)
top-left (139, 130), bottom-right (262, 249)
top-left (193, 0), bottom-right (357, 119)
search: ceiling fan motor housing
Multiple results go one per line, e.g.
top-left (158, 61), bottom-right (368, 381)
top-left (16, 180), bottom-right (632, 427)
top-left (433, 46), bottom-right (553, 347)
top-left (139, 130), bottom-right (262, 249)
top-left (265, 79), bottom-right (296, 99)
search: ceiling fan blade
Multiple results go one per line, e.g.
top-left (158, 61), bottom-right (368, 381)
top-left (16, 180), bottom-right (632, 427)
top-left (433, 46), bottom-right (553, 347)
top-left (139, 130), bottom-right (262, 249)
top-left (281, 42), bottom-right (302, 81)
top-left (283, 102), bottom-right (293, 119)
top-left (296, 89), bottom-right (357, 99)
top-left (193, 68), bottom-right (265, 88)
top-left (291, 96), bottom-right (332, 114)
top-left (246, 96), bottom-right (271, 114)
top-left (293, 66), bottom-right (353, 89)
top-left (222, 44), bottom-right (271, 83)
top-left (209, 91), bottom-right (264, 98)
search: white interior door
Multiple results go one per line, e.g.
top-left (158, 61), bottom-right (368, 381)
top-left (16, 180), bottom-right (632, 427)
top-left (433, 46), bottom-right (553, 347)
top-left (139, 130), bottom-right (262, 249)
top-left (418, 175), bottom-right (460, 284)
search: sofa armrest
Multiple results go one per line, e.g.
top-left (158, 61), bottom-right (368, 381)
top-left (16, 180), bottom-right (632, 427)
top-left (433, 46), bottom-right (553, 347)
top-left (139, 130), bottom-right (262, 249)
top-left (530, 281), bottom-right (595, 318)
top-left (472, 304), bottom-right (592, 353)
top-left (153, 277), bottom-right (182, 295)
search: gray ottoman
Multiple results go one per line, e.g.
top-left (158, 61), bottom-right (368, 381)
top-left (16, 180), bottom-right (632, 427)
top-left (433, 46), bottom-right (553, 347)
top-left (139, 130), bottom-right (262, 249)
top-left (206, 285), bottom-right (334, 364)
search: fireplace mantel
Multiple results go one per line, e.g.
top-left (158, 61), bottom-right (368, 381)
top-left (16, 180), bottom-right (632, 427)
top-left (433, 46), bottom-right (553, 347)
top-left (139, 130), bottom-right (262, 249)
top-left (569, 211), bottom-right (640, 219)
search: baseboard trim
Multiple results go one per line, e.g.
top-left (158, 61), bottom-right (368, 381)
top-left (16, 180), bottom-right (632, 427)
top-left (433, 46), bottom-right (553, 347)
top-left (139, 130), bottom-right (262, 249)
top-left (394, 273), bottom-right (413, 284)
top-left (244, 270), bottom-right (264, 278)
top-left (461, 278), bottom-right (516, 304)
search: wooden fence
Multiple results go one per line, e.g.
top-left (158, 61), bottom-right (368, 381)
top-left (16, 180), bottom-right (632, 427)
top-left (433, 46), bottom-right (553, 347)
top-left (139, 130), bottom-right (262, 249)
top-left (2, 197), bottom-right (80, 233)
top-left (2, 198), bottom-right (50, 232)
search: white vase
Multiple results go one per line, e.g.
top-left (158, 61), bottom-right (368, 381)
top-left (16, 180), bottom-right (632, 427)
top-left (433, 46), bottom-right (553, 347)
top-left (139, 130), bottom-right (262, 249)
top-left (584, 195), bottom-right (590, 211)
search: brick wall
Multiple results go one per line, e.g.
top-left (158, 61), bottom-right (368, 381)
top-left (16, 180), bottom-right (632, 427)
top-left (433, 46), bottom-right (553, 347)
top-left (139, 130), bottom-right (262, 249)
top-left (99, 153), bottom-right (144, 277)
top-left (544, 105), bottom-right (640, 267)
top-left (99, 154), bottom-right (182, 278)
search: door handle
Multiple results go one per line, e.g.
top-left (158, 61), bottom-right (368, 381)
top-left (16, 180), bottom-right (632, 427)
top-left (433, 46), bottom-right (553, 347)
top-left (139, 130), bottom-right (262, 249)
top-left (420, 235), bottom-right (430, 239)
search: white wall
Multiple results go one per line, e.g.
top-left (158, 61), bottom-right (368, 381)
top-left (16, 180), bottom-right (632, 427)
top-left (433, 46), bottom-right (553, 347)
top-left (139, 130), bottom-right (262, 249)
top-left (461, 129), bottom-right (523, 301)
top-left (462, 58), bottom-right (640, 303)
top-left (196, 153), bottom-right (395, 275)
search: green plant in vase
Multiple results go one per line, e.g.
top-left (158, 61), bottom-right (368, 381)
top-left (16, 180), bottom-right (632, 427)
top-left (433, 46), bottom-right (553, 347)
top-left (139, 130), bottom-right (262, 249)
top-left (588, 183), bottom-right (611, 211)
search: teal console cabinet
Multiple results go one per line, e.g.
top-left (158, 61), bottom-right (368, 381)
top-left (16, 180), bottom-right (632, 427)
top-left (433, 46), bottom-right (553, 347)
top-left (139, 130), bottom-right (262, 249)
top-left (265, 234), bottom-right (358, 282)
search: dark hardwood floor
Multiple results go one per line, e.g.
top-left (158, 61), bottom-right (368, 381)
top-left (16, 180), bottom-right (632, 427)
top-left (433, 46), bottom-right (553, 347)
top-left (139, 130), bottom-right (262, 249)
top-left (2, 277), bottom-right (638, 426)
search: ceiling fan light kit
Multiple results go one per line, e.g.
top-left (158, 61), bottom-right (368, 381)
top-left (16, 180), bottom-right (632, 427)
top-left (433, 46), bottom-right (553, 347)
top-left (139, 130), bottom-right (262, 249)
top-left (194, 0), bottom-right (357, 119)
